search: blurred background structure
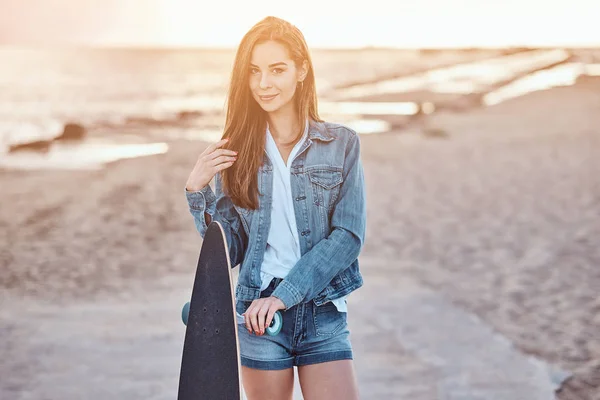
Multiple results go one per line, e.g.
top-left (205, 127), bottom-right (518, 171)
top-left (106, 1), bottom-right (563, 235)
top-left (1, 1), bottom-right (599, 399)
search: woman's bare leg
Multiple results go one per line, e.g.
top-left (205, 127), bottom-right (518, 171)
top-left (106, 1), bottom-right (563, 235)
top-left (297, 360), bottom-right (360, 400)
top-left (241, 366), bottom-right (294, 400)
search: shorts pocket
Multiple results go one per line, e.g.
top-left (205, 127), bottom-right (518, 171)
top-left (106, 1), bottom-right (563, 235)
top-left (313, 301), bottom-right (346, 337)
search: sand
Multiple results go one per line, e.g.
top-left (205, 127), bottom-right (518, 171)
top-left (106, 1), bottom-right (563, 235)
top-left (1, 76), bottom-right (599, 399)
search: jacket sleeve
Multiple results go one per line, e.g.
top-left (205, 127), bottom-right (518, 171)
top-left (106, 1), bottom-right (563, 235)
top-left (185, 172), bottom-right (248, 268)
top-left (272, 133), bottom-right (366, 309)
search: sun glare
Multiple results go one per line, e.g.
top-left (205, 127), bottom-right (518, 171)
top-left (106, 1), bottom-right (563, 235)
top-left (145, 0), bottom-right (600, 48)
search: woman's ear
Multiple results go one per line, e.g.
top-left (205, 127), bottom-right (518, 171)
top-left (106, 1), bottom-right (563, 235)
top-left (298, 60), bottom-right (309, 82)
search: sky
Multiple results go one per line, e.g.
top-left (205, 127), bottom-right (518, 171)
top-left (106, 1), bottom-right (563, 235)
top-left (0, 0), bottom-right (598, 48)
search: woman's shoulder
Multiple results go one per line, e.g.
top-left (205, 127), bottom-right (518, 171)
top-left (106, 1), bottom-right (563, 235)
top-left (312, 120), bottom-right (359, 141)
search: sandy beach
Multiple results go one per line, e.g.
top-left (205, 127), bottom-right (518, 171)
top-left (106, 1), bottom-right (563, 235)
top-left (1, 58), bottom-right (600, 399)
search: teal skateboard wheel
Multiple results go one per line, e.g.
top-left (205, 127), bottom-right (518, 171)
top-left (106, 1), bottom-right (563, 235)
top-left (266, 311), bottom-right (283, 336)
top-left (182, 302), bottom-right (190, 326)
top-left (182, 301), bottom-right (282, 336)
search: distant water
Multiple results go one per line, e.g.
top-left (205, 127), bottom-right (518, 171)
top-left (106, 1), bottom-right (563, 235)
top-left (0, 47), bottom-right (426, 168)
top-left (0, 46), bottom-right (506, 152)
top-left (0, 47), bottom-right (235, 151)
top-left (1, 46), bottom-right (597, 170)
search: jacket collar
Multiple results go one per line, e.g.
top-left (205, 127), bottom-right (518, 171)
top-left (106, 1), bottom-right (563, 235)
top-left (265, 119), bottom-right (334, 144)
top-left (307, 120), bottom-right (335, 142)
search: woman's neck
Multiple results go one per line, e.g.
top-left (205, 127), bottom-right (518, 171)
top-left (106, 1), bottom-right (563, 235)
top-left (267, 110), bottom-right (303, 147)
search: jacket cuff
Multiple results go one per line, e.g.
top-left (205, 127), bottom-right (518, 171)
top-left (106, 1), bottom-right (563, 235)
top-left (185, 185), bottom-right (216, 211)
top-left (272, 280), bottom-right (303, 310)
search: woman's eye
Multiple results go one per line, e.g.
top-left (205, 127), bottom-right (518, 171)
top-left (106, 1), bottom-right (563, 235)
top-left (250, 68), bottom-right (259, 74)
top-left (272, 68), bottom-right (283, 74)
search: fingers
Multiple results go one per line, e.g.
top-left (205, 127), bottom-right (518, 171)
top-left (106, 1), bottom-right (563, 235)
top-left (250, 303), bottom-right (261, 335)
top-left (243, 308), bottom-right (250, 333)
top-left (206, 148), bottom-right (238, 160)
top-left (187, 138), bottom-right (237, 191)
top-left (265, 307), bottom-right (277, 331)
top-left (215, 161), bottom-right (235, 172)
top-left (257, 303), bottom-right (270, 335)
top-left (198, 148), bottom-right (237, 177)
top-left (244, 298), bottom-right (283, 336)
top-left (245, 301), bottom-right (259, 335)
top-left (202, 144), bottom-right (237, 173)
top-left (201, 138), bottom-right (229, 156)
top-left (208, 155), bottom-right (237, 167)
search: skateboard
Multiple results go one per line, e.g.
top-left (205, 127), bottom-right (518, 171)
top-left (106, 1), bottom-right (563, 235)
top-left (182, 302), bottom-right (283, 335)
top-left (178, 221), bottom-right (283, 400)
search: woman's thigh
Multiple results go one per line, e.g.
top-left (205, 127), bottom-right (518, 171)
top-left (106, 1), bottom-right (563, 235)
top-left (241, 366), bottom-right (294, 400)
top-left (297, 360), bottom-right (360, 400)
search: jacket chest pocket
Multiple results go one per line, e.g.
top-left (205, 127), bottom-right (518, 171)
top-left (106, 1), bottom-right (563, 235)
top-left (307, 168), bottom-right (343, 211)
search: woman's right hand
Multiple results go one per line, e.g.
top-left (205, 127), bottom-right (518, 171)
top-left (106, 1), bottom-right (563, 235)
top-left (185, 138), bottom-right (237, 192)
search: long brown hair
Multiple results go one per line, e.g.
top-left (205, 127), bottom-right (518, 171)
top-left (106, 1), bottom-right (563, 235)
top-left (221, 16), bottom-right (321, 210)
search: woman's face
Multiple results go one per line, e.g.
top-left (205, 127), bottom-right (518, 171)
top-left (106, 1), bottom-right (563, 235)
top-left (249, 40), bottom-right (307, 115)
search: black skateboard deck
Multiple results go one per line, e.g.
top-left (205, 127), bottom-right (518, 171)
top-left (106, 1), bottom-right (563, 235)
top-left (178, 221), bottom-right (242, 400)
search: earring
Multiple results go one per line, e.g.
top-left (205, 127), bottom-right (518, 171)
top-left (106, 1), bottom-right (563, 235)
top-left (299, 81), bottom-right (304, 90)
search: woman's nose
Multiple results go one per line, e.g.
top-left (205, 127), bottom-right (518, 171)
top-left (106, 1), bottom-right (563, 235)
top-left (259, 74), bottom-right (272, 89)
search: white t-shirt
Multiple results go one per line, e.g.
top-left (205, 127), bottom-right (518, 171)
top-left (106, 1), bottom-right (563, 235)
top-left (260, 121), bottom-right (347, 312)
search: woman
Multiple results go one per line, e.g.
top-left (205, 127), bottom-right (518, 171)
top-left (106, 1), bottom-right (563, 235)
top-left (184, 16), bottom-right (366, 400)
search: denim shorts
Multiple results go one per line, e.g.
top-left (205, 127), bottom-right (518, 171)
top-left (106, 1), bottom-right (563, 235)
top-left (238, 278), bottom-right (354, 370)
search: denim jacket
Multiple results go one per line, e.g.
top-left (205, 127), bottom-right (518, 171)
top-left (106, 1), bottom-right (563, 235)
top-left (185, 120), bottom-right (366, 312)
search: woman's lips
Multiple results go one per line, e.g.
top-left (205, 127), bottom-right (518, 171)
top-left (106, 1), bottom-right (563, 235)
top-left (259, 94), bottom-right (278, 101)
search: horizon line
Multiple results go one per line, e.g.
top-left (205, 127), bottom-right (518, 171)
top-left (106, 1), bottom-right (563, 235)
top-left (2, 42), bottom-right (600, 51)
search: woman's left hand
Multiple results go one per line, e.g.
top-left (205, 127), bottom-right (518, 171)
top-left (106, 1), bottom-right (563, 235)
top-left (243, 296), bottom-right (285, 335)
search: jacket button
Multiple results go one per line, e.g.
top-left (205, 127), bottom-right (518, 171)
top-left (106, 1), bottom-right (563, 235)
top-left (296, 196), bottom-right (306, 201)
top-left (301, 230), bottom-right (310, 236)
